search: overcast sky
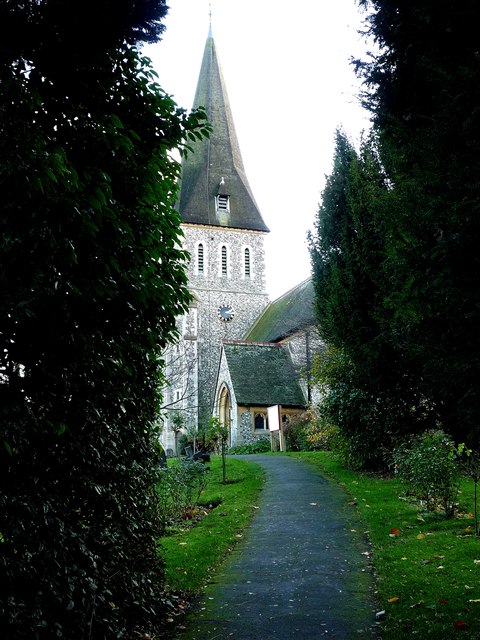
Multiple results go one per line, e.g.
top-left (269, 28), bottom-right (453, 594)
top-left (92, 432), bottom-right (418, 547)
top-left (144, 0), bottom-right (372, 299)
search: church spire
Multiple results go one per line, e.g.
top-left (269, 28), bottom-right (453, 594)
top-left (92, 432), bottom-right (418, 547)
top-left (178, 33), bottom-right (269, 232)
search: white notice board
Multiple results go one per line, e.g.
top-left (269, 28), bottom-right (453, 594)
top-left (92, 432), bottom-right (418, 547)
top-left (268, 405), bottom-right (280, 432)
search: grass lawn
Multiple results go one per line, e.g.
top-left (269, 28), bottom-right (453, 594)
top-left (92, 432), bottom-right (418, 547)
top-left (160, 455), bottom-right (264, 595)
top-left (287, 451), bottom-right (480, 639)
top-left (160, 451), bottom-right (480, 638)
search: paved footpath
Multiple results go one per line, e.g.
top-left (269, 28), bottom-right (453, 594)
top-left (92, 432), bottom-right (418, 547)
top-left (176, 455), bottom-right (379, 639)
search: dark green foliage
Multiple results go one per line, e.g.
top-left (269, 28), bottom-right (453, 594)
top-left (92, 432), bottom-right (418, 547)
top-left (158, 458), bottom-right (210, 527)
top-left (457, 446), bottom-right (480, 536)
top-left (283, 417), bottom-right (315, 452)
top-left (282, 412), bottom-right (337, 453)
top-left (0, 2), bottom-right (209, 638)
top-left (309, 130), bottom-right (388, 361)
top-left (311, 347), bottom-right (398, 468)
top-left (0, 0), bottom-right (168, 57)
top-left (310, 2), bottom-right (480, 466)
top-left (356, 0), bottom-right (480, 445)
top-left (393, 430), bottom-right (461, 518)
top-left (309, 132), bottom-right (432, 467)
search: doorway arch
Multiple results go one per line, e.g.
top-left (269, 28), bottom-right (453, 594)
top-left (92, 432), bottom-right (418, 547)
top-left (218, 384), bottom-right (232, 446)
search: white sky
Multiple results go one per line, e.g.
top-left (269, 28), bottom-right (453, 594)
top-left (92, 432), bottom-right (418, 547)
top-left (144, 0), bottom-right (371, 299)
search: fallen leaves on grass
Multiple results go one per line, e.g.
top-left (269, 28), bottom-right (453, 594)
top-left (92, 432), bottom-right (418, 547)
top-left (454, 620), bottom-right (468, 630)
top-left (388, 597), bottom-right (400, 603)
top-left (390, 528), bottom-right (401, 536)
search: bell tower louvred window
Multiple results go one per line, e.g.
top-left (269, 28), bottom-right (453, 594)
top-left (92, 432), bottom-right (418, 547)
top-left (244, 247), bottom-right (251, 277)
top-left (216, 177), bottom-right (230, 214)
top-left (216, 194), bottom-right (230, 212)
top-left (197, 243), bottom-right (204, 274)
top-left (221, 245), bottom-right (228, 276)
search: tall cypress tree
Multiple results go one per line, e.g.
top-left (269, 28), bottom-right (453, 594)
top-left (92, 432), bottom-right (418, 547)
top-left (311, 132), bottom-right (384, 359)
top-left (310, 131), bottom-right (428, 467)
top-left (357, 0), bottom-right (480, 444)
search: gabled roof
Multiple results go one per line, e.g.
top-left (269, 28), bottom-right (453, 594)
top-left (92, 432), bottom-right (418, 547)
top-left (178, 35), bottom-right (269, 233)
top-left (223, 342), bottom-right (306, 407)
top-left (245, 277), bottom-right (316, 343)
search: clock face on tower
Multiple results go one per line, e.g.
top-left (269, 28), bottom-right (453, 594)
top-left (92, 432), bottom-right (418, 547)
top-left (218, 304), bottom-right (235, 322)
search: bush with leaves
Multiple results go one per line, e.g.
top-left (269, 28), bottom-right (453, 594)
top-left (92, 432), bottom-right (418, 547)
top-left (228, 439), bottom-right (271, 455)
top-left (282, 414), bottom-right (311, 452)
top-left (158, 458), bottom-right (210, 526)
top-left (310, 347), bottom-right (403, 469)
top-left (284, 407), bottom-right (340, 452)
top-left (303, 412), bottom-right (339, 451)
top-left (0, 2), bottom-right (209, 638)
top-left (393, 430), bottom-right (461, 518)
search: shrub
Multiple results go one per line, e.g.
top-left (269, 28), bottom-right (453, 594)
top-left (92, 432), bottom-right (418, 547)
top-left (158, 458), bottom-right (209, 526)
top-left (283, 409), bottom-right (338, 452)
top-left (0, 2), bottom-right (210, 637)
top-left (304, 421), bottom-right (338, 450)
top-left (228, 439), bottom-right (271, 455)
top-left (393, 430), bottom-right (461, 518)
top-left (283, 415), bottom-right (313, 452)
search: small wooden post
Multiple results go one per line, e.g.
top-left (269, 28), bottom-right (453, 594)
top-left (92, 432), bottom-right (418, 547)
top-left (278, 405), bottom-right (286, 452)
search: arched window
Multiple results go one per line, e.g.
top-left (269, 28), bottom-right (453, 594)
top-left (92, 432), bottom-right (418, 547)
top-left (254, 412), bottom-right (268, 430)
top-left (244, 247), bottom-right (251, 278)
top-left (221, 245), bottom-right (228, 276)
top-left (197, 243), bottom-right (204, 274)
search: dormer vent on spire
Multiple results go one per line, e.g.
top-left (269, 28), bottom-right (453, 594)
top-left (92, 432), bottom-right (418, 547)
top-left (216, 177), bottom-right (230, 214)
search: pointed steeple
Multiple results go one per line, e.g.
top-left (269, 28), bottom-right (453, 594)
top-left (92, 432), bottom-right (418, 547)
top-left (178, 34), bottom-right (269, 232)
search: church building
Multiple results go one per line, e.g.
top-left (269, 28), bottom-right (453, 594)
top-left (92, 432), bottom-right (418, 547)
top-left (160, 30), bottom-right (321, 452)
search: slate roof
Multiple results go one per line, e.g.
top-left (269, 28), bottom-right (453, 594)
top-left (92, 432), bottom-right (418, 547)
top-left (245, 278), bottom-right (316, 343)
top-left (223, 342), bottom-right (306, 407)
top-left (178, 35), bottom-right (269, 233)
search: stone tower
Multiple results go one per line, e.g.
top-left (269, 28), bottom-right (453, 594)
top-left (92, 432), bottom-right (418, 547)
top-left (173, 31), bottom-right (270, 435)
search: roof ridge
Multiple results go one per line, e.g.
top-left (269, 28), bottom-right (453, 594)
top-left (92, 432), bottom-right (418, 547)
top-left (223, 339), bottom-right (282, 347)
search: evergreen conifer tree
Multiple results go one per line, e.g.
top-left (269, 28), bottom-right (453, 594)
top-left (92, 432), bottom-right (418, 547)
top-left (357, 0), bottom-right (480, 444)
